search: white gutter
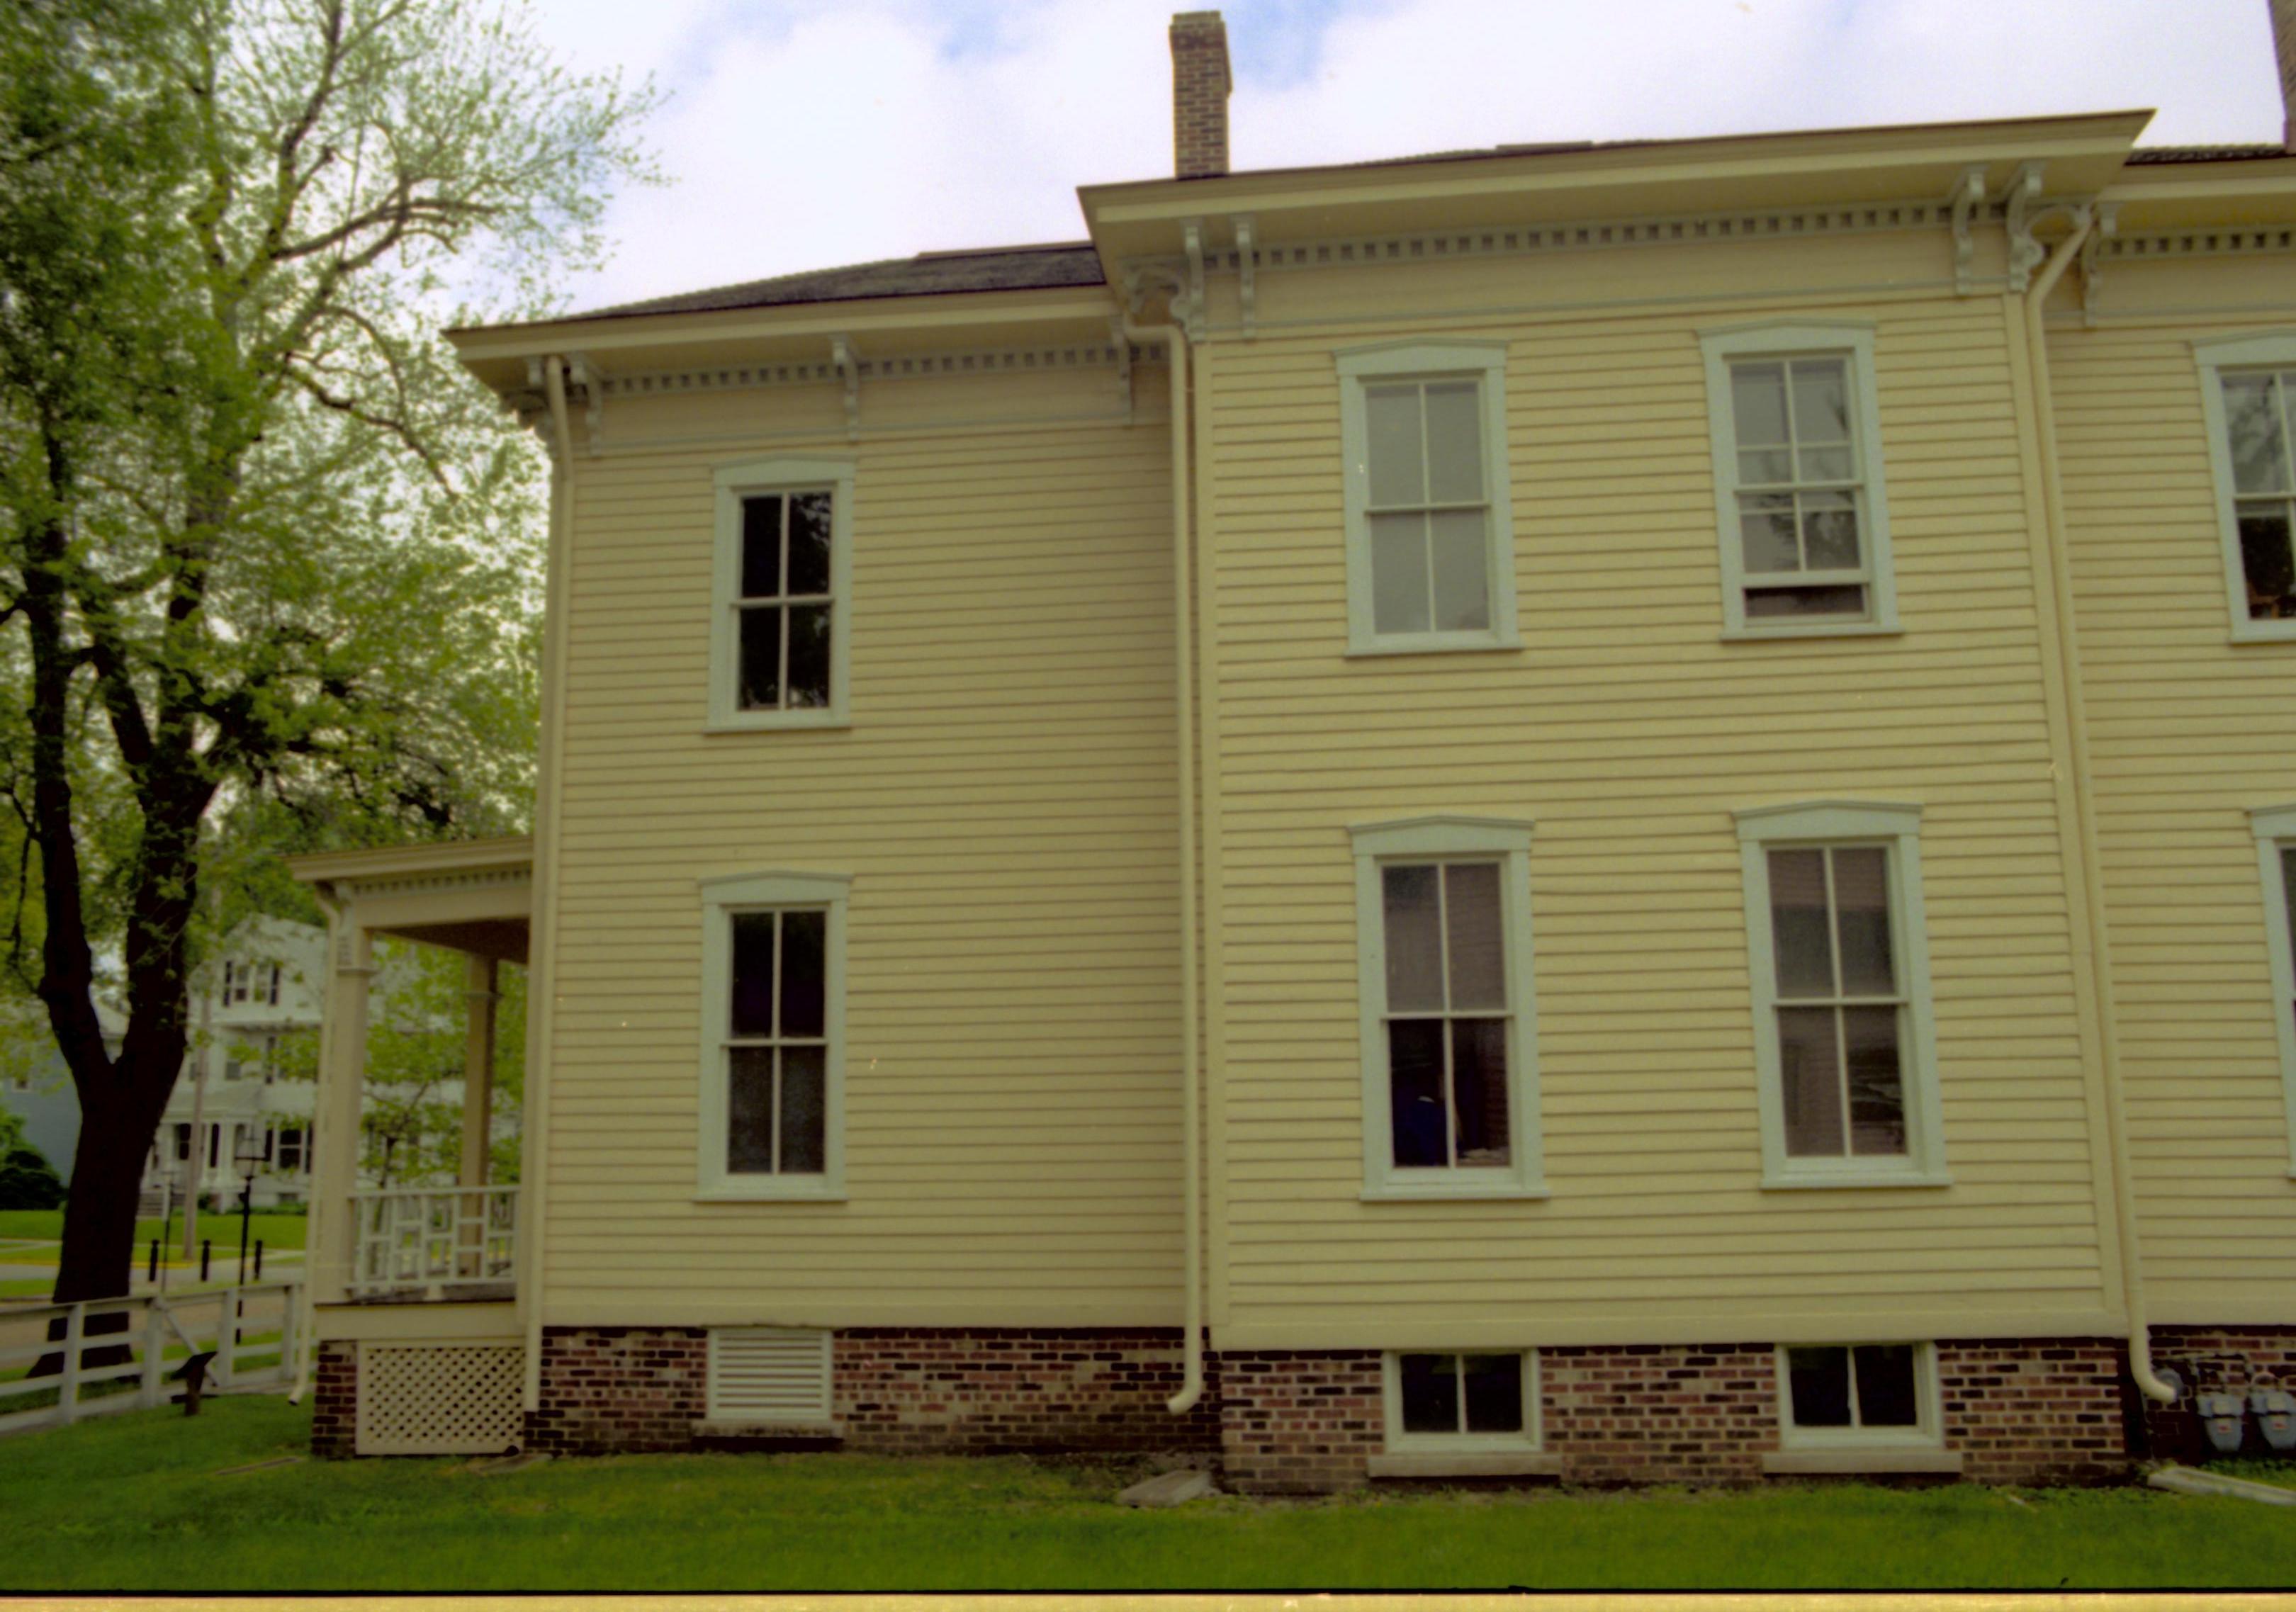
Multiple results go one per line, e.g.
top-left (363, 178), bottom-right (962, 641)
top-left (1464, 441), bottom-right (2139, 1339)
top-left (516, 356), bottom-right (576, 1415)
top-left (1122, 312), bottom-right (1202, 1415)
top-left (2022, 212), bottom-right (2174, 1406)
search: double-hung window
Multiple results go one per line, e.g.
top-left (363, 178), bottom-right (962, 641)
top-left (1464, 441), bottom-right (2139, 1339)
top-left (1737, 803), bottom-right (1945, 1188)
top-left (1700, 322), bottom-right (1898, 636)
top-left (2249, 805), bottom-right (2296, 1171)
top-left (2196, 334), bottom-right (2296, 639)
top-left (1351, 816), bottom-right (1543, 1199)
top-left (709, 457), bottom-right (855, 728)
top-left (697, 872), bottom-right (849, 1199)
top-left (1336, 343), bottom-right (1521, 655)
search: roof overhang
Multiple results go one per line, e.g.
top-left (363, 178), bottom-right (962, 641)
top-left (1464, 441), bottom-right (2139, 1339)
top-left (2098, 154), bottom-right (2296, 231)
top-left (447, 286), bottom-right (1123, 398)
top-left (1079, 110), bottom-right (2158, 275)
top-left (289, 837), bottom-right (535, 963)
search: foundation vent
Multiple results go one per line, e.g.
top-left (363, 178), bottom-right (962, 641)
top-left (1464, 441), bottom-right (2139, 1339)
top-left (707, 1328), bottom-right (833, 1424)
top-left (354, 1342), bottom-right (524, 1455)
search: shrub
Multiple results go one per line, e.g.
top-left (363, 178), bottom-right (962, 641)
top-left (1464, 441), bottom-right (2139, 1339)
top-left (0, 1146), bottom-right (66, 1210)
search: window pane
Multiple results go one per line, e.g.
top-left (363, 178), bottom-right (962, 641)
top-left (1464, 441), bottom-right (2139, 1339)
top-left (1423, 381), bottom-right (1485, 504)
top-left (1798, 444), bottom-right (1855, 483)
top-left (2225, 373), bottom-right (2290, 495)
top-left (726, 1047), bottom-right (777, 1174)
top-left (1451, 1019), bottom-right (1512, 1166)
top-left (779, 1045), bottom-right (826, 1174)
top-left (1853, 1344), bottom-right (1919, 1427)
top-left (1370, 512), bottom-right (1431, 633)
top-left (2239, 506), bottom-right (2296, 619)
top-left (786, 604), bottom-right (832, 709)
top-left (1786, 1346), bottom-right (1852, 1427)
top-left (1382, 864), bottom-right (1444, 1012)
top-left (730, 913), bottom-right (777, 1036)
top-left (1399, 1353), bottom-right (1460, 1434)
top-left (786, 492), bottom-right (832, 596)
top-left (1731, 362), bottom-right (1789, 446)
top-left (1842, 1005), bottom-right (1907, 1156)
top-left (741, 495), bottom-right (783, 598)
top-left (1767, 850), bottom-right (1834, 998)
top-left (1443, 862), bottom-right (1507, 1010)
top-left (1738, 447), bottom-right (1793, 485)
top-left (1778, 1006), bottom-right (1845, 1158)
top-left (1738, 493), bottom-right (1799, 574)
top-left (1831, 847), bottom-right (1894, 996)
top-left (1800, 490), bottom-right (1861, 570)
top-left (2283, 845), bottom-right (2296, 962)
top-left (738, 606), bottom-right (782, 711)
top-left (1745, 585), bottom-right (1865, 619)
top-left (1428, 509), bottom-right (1491, 631)
top-left (780, 910), bottom-right (827, 1038)
top-left (1388, 1019), bottom-right (1448, 1168)
top-left (1791, 359), bottom-right (1851, 444)
top-left (1461, 1353), bottom-right (1524, 1433)
top-left (1365, 385), bottom-right (1424, 507)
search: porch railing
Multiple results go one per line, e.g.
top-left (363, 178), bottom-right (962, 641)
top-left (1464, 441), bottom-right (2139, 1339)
top-left (348, 1185), bottom-right (518, 1300)
top-left (0, 1282), bottom-right (301, 1438)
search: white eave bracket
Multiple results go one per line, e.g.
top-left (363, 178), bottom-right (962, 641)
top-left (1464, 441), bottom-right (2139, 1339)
top-left (1949, 167), bottom-right (1986, 296)
top-left (1109, 317), bottom-right (1135, 424)
top-left (829, 334), bottom-right (860, 441)
top-left (1234, 214), bottom-right (1257, 339)
top-left (566, 352), bottom-right (603, 456)
top-left (2080, 201), bottom-right (2120, 327)
top-left (1181, 220), bottom-right (1207, 344)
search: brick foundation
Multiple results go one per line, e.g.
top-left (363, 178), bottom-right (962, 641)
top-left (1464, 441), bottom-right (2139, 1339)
top-left (310, 1339), bottom-right (358, 1459)
top-left (1545, 1343), bottom-right (1781, 1486)
top-left (525, 1326), bottom-right (708, 1456)
top-left (1937, 1337), bottom-right (2131, 1485)
top-left (1217, 1351), bottom-right (1385, 1493)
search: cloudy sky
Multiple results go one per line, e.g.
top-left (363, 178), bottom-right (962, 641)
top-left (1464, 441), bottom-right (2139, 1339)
top-left (528, 0), bottom-right (2288, 313)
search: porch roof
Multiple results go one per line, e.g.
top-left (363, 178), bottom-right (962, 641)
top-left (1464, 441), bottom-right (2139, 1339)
top-left (287, 837), bottom-right (534, 964)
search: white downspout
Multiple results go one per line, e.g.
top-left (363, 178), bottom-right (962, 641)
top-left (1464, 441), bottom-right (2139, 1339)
top-left (2022, 213), bottom-right (2175, 1406)
top-left (1124, 312), bottom-right (1202, 1415)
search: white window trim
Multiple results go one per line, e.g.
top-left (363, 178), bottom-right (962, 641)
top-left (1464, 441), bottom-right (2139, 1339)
top-left (708, 456), bottom-right (857, 731)
top-left (696, 870), bottom-right (851, 1201)
top-left (1699, 320), bottom-right (1900, 641)
top-left (1735, 801), bottom-right (1948, 1190)
top-left (1774, 1340), bottom-right (1944, 1451)
top-left (1336, 342), bottom-right (1523, 658)
top-left (1350, 814), bottom-right (1546, 1200)
top-left (2249, 804), bottom-right (2296, 1176)
top-left (2194, 332), bottom-right (2296, 644)
top-left (1380, 1348), bottom-right (1543, 1454)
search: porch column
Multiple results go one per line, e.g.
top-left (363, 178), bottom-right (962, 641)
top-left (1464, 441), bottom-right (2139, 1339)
top-left (459, 954), bottom-right (499, 1187)
top-left (312, 918), bottom-right (374, 1305)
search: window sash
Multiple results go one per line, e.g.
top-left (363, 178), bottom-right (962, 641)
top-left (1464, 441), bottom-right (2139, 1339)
top-left (1381, 859), bottom-right (1513, 1171)
top-left (722, 906), bottom-right (831, 1178)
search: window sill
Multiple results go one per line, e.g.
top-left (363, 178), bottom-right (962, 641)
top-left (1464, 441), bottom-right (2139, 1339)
top-left (1344, 634), bottom-right (1524, 660)
top-left (1762, 1447), bottom-right (1960, 1477)
top-left (2230, 623), bottom-right (2296, 645)
top-left (1361, 1182), bottom-right (1550, 1204)
top-left (1368, 1450), bottom-right (1561, 1479)
top-left (1760, 1169), bottom-right (1950, 1192)
top-left (703, 713), bottom-right (852, 734)
top-left (694, 1183), bottom-right (848, 1204)
top-left (1721, 621), bottom-right (1903, 643)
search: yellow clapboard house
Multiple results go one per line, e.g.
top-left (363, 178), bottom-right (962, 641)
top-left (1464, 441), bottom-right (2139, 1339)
top-left (286, 8), bottom-right (2296, 1487)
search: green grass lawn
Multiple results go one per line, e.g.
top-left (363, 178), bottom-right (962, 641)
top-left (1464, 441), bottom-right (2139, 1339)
top-left (2, 1397), bottom-right (2295, 1592)
top-left (0, 1210), bottom-right (307, 1252)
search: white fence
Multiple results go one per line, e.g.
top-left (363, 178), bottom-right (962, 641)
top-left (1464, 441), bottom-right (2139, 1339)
top-left (349, 1185), bottom-right (517, 1300)
top-left (0, 1282), bottom-right (301, 1438)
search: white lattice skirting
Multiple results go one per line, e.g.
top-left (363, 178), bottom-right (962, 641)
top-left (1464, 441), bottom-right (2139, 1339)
top-left (355, 1343), bottom-right (525, 1455)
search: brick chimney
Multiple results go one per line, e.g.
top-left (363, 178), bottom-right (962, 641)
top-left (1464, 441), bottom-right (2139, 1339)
top-left (1170, 11), bottom-right (1232, 179)
top-left (2275, 0), bottom-right (2296, 148)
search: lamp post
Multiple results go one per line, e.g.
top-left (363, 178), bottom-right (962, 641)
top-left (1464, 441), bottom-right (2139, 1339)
top-left (232, 1131), bottom-right (269, 1284)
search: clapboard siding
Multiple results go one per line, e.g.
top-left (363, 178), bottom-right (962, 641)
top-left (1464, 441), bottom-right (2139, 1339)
top-left (1200, 237), bottom-right (2113, 1348)
top-left (539, 367), bottom-right (1185, 1326)
top-left (2051, 267), bottom-right (2296, 1322)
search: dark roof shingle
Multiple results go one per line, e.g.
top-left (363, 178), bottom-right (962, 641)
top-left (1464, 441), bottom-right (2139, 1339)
top-left (573, 242), bottom-right (1104, 322)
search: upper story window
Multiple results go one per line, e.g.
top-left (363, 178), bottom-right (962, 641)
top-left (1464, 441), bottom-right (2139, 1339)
top-left (2195, 334), bottom-right (2296, 641)
top-left (1699, 321), bottom-right (1898, 638)
top-left (1336, 343), bottom-right (1521, 657)
top-left (276, 1127), bottom-right (305, 1173)
top-left (1736, 802), bottom-right (1947, 1190)
top-left (697, 871), bottom-right (849, 1200)
top-left (709, 457), bottom-right (856, 729)
top-left (1350, 816), bottom-right (1543, 1200)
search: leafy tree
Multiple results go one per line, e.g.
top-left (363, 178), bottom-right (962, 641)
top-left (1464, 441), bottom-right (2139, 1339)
top-left (0, 0), bottom-right (655, 1309)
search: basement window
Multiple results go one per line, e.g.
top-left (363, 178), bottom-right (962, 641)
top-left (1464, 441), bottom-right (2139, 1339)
top-left (1779, 1342), bottom-right (1937, 1444)
top-left (1383, 1350), bottom-right (1541, 1452)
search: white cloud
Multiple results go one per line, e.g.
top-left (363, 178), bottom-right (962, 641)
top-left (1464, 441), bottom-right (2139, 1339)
top-left (530, 0), bottom-right (2287, 312)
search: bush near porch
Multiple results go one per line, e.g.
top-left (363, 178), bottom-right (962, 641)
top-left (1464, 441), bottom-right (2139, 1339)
top-left (3, 1397), bottom-right (2296, 1592)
